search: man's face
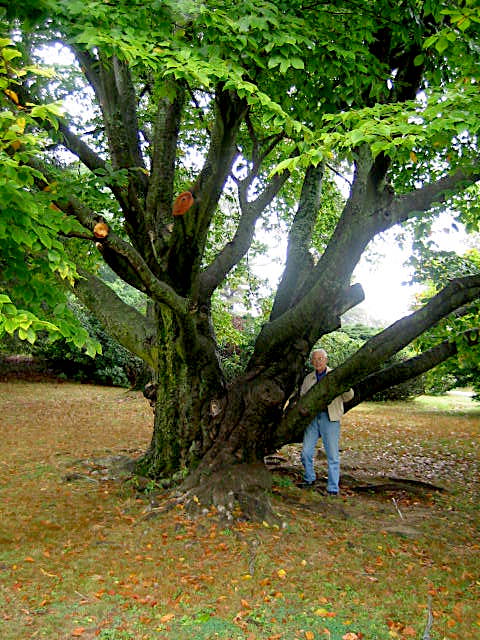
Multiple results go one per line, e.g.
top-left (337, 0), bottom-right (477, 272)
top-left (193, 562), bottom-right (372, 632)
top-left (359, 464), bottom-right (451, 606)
top-left (311, 351), bottom-right (327, 373)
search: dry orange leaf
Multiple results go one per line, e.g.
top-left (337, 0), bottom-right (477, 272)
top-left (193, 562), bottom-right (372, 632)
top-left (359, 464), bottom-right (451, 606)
top-left (305, 632), bottom-right (315, 640)
top-left (403, 627), bottom-right (416, 637)
top-left (71, 628), bottom-right (85, 637)
top-left (160, 613), bottom-right (175, 623)
top-left (342, 633), bottom-right (359, 640)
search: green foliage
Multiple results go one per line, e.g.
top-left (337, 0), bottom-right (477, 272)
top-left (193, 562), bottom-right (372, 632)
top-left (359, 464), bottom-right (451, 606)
top-left (411, 249), bottom-right (480, 398)
top-left (316, 330), bottom-right (364, 369)
top-left (0, 37), bottom-right (101, 355)
top-left (33, 301), bottom-right (148, 387)
top-left (423, 367), bottom-right (458, 395)
top-left (213, 300), bottom-right (266, 382)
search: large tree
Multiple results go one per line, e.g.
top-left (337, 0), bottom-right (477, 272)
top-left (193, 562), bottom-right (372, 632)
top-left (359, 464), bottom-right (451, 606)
top-left (1, 0), bottom-right (480, 511)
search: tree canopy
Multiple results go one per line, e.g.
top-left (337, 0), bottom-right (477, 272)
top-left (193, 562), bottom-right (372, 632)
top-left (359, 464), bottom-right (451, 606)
top-left (1, 0), bottom-right (479, 510)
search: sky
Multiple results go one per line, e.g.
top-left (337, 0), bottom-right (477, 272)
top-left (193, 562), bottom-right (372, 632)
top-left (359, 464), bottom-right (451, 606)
top-left (353, 215), bottom-right (472, 324)
top-left (253, 212), bottom-right (471, 326)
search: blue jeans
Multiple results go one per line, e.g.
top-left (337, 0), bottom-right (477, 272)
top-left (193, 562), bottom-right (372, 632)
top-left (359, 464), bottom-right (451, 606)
top-left (301, 411), bottom-right (340, 493)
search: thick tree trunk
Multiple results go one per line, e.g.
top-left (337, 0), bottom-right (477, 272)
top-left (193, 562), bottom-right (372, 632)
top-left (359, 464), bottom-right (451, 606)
top-left (135, 305), bottom-right (223, 478)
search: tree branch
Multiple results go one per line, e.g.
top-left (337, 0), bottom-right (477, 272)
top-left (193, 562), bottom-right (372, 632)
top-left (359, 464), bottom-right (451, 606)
top-left (72, 269), bottom-right (158, 368)
top-left (276, 275), bottom-right (480, 444)
top-left (57, 121), bottom-right (107, 174)
top-left (167, 86), bottom-right (248, 295)
top-left (388, 164), bottom-right (480, 227)
top-left (199, 169), bottom-right (290, 300)
top-left (57, 194), bottom-right (188, 317)
top-left (344, 339), bottom-right (458, 410)
top-left (271, 163), bottom-right (325, 320)
top-left (145, 81), bottom-right (185, 241)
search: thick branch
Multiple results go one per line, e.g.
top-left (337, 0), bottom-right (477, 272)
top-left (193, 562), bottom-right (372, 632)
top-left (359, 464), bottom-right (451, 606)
top-left (57, 122), bottom-right (107, 173)
top-left (59, 194), bottom-right (188, 317)
top-left (145, 82), bottom-right (186, 228)
top-left (73, 269), bottom-right (157, 368)
top-left (167, 87), bottom-right (247, 295)
top-left (389, 164), bottom-right (480, 227)
top-left (271, 163), bottom-right (325, 319)
top-left (191, 89), bottom-right (247, 236)
top-left (344, 339), bottom-right (458, 410)
top-left (276, 275), bottom-right (480, 444)
top-left (95, 52), bottom-right (146, 177)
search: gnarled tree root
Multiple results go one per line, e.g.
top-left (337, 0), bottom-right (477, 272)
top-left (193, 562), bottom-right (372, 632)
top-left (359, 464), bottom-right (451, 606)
top-left (175, 462), bottom-right (280, 524)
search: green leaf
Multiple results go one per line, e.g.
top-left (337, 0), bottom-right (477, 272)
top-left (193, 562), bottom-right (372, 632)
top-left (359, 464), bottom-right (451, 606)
top-left (435, 37), bottom-right (450, 53)
top-left (4, 317), bottom-right (17, 335)
top-left (290, 57), bottom-right (304, 70)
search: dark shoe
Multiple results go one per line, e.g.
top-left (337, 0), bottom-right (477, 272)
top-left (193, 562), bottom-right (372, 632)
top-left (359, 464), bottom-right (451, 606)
top-left (327, 490), bottom-right (339, 496)
top-left (297, 481), bottom-right (315, 489)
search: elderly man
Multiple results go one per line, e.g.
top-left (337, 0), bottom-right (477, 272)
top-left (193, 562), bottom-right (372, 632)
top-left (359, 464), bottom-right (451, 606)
top-left (299, 349), bottom-right (354, 495)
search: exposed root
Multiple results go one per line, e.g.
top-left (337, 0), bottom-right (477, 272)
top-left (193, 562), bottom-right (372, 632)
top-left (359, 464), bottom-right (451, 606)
top-left (175, 462), bottom-right (280, 524)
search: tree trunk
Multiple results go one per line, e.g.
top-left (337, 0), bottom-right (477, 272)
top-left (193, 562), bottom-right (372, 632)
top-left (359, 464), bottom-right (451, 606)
top-left (135, 305), bottom-right (223, 478)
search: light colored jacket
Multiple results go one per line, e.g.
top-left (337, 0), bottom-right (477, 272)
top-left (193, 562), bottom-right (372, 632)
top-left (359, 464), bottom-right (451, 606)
top-left (300, 366), bottom-right (354, 422)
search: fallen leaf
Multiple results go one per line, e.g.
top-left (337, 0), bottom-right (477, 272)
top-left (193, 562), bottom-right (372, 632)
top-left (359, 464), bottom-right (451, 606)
top-left (305, 632), bottom-right (314, 640)
top-left (71, 628), bottom-right (85, 637)
top-left (314, 608), bottom-right (336, 618)
top-left (160, 613), bottom-right (175, 623)
top-left (342, 633), bottom-right (359, 640)
top-left (277, 569), bottom-right (287, 578)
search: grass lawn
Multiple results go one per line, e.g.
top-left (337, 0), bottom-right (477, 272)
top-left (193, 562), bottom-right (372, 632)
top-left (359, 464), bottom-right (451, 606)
top-left (0, 381), bottom-right (479, 639)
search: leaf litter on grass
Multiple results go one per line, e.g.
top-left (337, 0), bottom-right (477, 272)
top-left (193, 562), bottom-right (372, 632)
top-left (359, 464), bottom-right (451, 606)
top-left (0, 381), bottom-right (479, 639)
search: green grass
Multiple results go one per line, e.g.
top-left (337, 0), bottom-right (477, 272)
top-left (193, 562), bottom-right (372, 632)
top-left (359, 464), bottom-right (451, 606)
top-left (0, 382), bottom-right (479, 639)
